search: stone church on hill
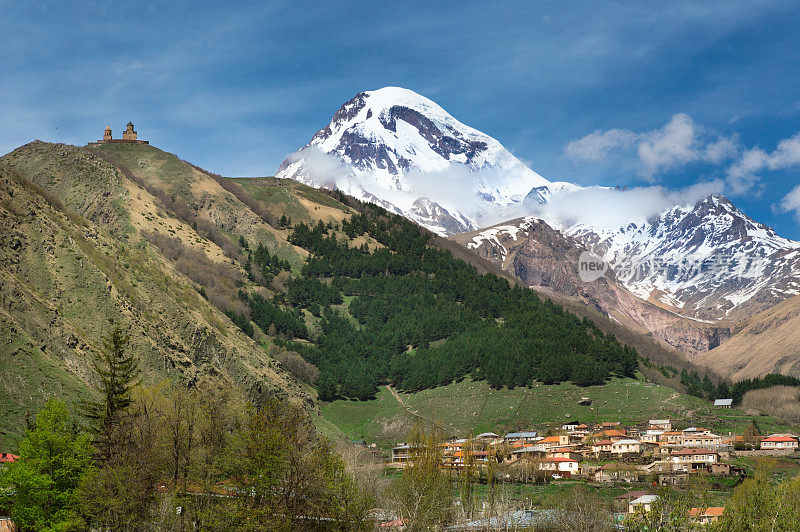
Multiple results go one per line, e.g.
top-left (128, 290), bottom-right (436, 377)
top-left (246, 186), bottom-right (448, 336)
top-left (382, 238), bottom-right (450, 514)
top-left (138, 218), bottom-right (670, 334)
top-left (89, 122), bottom-right (149, 145)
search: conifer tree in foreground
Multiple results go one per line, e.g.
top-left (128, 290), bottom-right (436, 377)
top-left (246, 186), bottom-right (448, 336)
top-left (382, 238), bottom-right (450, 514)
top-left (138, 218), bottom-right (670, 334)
top-left (82, 326), bottom-right (139, 457)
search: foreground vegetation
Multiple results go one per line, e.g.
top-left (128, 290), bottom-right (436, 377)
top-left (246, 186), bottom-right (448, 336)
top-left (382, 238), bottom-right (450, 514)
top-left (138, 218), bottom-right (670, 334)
top-left (0, 329), bottom-right (372, 531)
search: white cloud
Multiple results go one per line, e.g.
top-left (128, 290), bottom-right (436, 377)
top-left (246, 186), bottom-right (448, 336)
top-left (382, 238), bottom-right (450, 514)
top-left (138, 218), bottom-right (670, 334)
top-left (703, 135), bottom-right (739, 164)
top-left (724, 132), bottom-right (800, 195)
top-left (725, 148), bottom-right (768, 194)
top-left (780, 185), bottom-right (800, 222)
top-left (532, 181), bottom-right (724, 231)
top-left (564, 128), bottom-right (638, 162)
top-left (769, 133), bottom-right (800, 168)
top-left (565, 113), bottom-right (723, 180)
top-left (637, 113), bottom-right (699, 179)
top-left (566, 116), bottom-right (800, 198)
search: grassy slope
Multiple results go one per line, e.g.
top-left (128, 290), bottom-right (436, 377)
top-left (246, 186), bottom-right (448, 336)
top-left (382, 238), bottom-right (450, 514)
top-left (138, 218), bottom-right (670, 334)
top-left (321, 377), bottom-right (797, 447)
top-left (0, 142), bottom-right (327, 449)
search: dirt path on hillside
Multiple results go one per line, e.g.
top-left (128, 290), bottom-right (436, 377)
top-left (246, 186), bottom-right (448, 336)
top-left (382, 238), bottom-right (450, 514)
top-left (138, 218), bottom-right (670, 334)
top-left (385, 385), bottom-right (450, 433)
top-left (662, 391), bottom-right (694, 417)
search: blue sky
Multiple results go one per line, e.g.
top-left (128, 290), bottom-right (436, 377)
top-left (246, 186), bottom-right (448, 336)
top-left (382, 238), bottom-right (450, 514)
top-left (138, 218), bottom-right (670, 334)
top-left (2, 1), bottom-right (800, 237)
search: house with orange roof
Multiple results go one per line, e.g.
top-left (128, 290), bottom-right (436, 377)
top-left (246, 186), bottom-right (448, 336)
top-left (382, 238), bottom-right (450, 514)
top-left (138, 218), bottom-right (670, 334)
top-left (536, 435), bottom-right (569, 451)
top-left (659, 431), bottom-right (684, 444)
top-left (689, 506), bottom-right (724, 525)
top-left (540, 456), bottom-right (579, 476)
top-left (591, 439), bottom-right (613, 454)
top-left (595, 429), bottom-right (628, 442)
top-left (760, 435), bottom-right (799, 451)
top-left (0, 452), bottom-right (18, 465)
top-left (547, 448), bottom-right (583, 461)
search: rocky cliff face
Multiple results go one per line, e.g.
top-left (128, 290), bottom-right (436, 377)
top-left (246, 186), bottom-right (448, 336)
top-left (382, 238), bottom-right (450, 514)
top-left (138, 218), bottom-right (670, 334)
top-left (452, 217), bottom-right (733, 358)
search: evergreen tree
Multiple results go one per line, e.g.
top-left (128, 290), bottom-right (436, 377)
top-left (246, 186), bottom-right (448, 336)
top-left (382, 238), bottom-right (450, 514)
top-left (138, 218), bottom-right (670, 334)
top-left (83, 327), bottom-right (139, 456)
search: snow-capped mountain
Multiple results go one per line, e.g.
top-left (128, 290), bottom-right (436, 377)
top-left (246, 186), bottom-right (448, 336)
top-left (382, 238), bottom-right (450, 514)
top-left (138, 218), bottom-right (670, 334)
top-left (276, 87), bottom-right (576, 235)
top-left (464, 195), bottom-right (800, 323)
top-left (566, 194), bottom-right (800, 321)
top-left (277, 86), bottom-right (800, 330)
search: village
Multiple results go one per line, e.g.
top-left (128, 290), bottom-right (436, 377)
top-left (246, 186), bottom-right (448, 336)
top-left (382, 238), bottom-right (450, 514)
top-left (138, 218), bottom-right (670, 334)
top-left (387, 418), bottom-right (800, 526)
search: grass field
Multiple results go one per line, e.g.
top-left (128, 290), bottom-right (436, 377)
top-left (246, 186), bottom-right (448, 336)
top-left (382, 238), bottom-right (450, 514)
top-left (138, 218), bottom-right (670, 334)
top-left (320, 376), bottom-right (798, 448)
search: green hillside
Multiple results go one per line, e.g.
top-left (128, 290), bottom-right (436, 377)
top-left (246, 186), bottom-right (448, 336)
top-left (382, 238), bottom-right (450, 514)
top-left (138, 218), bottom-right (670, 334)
top-left (321, 377), bottom-right (798, 447)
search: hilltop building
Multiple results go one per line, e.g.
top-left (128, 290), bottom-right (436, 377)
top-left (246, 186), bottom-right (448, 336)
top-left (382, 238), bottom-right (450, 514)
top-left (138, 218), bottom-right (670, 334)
top-left (88, 122), bottom-right (149, 145)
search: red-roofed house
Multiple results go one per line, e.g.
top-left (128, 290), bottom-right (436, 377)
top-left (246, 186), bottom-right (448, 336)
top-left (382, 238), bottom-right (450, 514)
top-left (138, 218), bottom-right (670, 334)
top-left (596, 429), bottom-right (628, 441)
top-left (689, 507), bottom-right (724, 525)
top-left (760, 436), bottom-right (799, 451)
top-left (591, 440), bottom-right (613, 454)
top-left (540, 456), bottom-right (579, 476)
top-left (0, 452), bottom-right (18, 464)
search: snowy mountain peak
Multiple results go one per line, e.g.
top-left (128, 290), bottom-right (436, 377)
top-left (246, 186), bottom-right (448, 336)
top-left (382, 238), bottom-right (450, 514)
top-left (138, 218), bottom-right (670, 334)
top-left (277, 87), bottom-right (575, 234)
top-left (567, 193), bottom-right (800, 320)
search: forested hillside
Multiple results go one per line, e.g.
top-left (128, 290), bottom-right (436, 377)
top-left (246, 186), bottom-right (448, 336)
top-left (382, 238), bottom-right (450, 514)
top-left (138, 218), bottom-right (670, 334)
top-left (264, 203), bottom-right (638, 400)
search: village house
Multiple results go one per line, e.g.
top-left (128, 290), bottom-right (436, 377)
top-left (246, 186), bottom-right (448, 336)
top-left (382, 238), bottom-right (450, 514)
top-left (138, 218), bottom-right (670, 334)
top-left (536, 435), bottom-right (569, 451)
top-left (504, 431), bottom-right (538, 444)
top-left (547, 447), bottom-right (583, 461)
top-left (681, 430), bottom-right (725, 448)
top-left (760, 435), bottom-right (799, 450)
top-left (594, 429), bottom-right (628, 442)
top-left (628, 494), bottom-right (659, 515)
top-left (540, 456), bottom-right (579, 477)
top-left (714, 398), bottom-right (733, 408)
top-left (649, 419), bottom-right (672, 430)
top-left (671, 448), bottom-right (718, 472)
top-left (591, 439), bottom-right (613, 454)
top-left (573, 424), bottom-right (591, 436)
top-left (660, 431), bottom-right (684, 445)
top-left (391, 444), bottom-right (412, 467)
top-left (640, 429), bottom-right (664, 444)
top-left (509, 446), bottom-right (545, 463)
top-left (611, 439), bottom-right (642, 455)
top-left (689, 507), bottom-right (725, 525)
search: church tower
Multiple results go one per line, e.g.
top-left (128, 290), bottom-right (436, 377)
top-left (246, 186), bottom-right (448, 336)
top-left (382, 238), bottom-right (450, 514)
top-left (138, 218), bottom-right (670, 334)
top-left (103, 125), bottom-right (112, 141)
top-left (122, 121), bottom-right (137, 141)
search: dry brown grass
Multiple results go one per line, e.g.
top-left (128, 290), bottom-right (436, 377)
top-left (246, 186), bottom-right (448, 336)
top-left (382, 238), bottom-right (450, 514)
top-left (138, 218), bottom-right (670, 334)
top-left (741, 385), bottom-right (800, 421)
top-left (141, 229), bottom-right (244, 312)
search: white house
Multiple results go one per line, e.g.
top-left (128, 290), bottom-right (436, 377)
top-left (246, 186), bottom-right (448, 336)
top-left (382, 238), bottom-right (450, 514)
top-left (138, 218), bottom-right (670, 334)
top-left (671, 448), bottom-right (718, 472)
top-left (629, 495), bottom-right (659, 514)
top-left (540, 457), bottom-right (579, 475)
top-left (611, 439), bottom-right (642, 454)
